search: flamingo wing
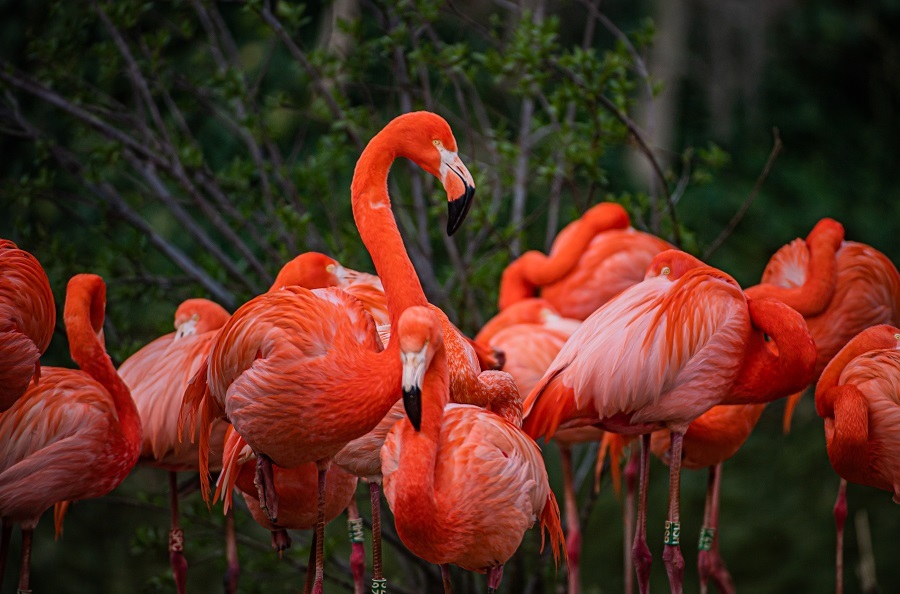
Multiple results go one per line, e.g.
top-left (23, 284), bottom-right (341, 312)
top-left (0, 368), bottom-right (119, 521)
top-left (524, 269), bottom-right (751, 439)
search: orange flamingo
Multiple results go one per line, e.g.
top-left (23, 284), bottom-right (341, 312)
top-left (649, 403), bottom-right (765, 594)
top-left (381, 306), bottom-right (564, 593)
top-left (523, 250), bottom-right (816, 594)
top-left (118, 297), bottom-right (230, 593)
top-left (0, 239), bottom-right (55, 412)
top-left (180, 111), bottom-right (476, 593)
top-left (0, 274), bottom-right (141, 591)
top-left (498, 203), bottom-right (671, 319)
top-left (813, 324), bottom-right (900, 594)
top-left (745, 218), bottom-right (900, 428)
top-left (334, 303), bottom-right (522, 588)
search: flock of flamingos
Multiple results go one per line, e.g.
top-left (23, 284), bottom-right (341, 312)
top-left (1, 111), bottom-right (900, 594)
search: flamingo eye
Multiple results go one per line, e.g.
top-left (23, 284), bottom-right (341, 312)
top-left (894, 333), bottom-right (900, 341)
top-left (326, 264), bottom-right (335, 273)
top-left (433, 139), bottom-right (441, 146)
top-left (192, 314), bottom-right (200, 321)
top-left (661, 266), bottom-right (671, 276)
top-left (763, 333), bottom-right (771, 342)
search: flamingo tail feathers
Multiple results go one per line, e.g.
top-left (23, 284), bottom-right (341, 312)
top-left (539, 489), bottom-right (567, 569)
top-left (53, 500), bottom-right (71, 540)
top-left (782, 390), bottom-right (805, 434)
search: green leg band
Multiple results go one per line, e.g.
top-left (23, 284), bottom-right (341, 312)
top-left (348, 517), bottom-right (365, 544)
top-left (371, 578), bottom-right (387, 593)
top-left (698, 526), bottom-right (716, 551)
top-left (664, 520), bottom-right (681, 546)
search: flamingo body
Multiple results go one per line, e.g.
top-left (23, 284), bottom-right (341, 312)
top-left (0, 240), bottom-right (56, 411)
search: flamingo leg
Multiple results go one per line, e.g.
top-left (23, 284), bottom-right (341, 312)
top-left (311, 461), bottom-right (329, 594)
top-left (834, 478), bottom-right (848, 594)
top-left (698, 464), bottom-right (734, 594)
top-left (662, 432), bottom-right (685, 594)
top-left (487, 564), bottom-right (504, 593)
top-left (224, 506), bottom-right (239, 594)
top-left (272, 529), bottom-right (292, 555)
top-left (632, 434), bottom-right (652, 594)
top-left (441, 564), bottom-right (453, 593)
top-left (624, 445), bottom-right (640, 594)
top-left (370, 481), bottom-right (386, 592)
top-left (346, 496), bottom-right (366, 594)
top-left (559, 443), bottom-right (581, 594)
top-left (255, 453), bottom-right (279, 524)
top-left (168, 471), bottom-right (188, 594)
top-left (0, 520), bottom-right (10, 586)
top-left (303, 531), bottom-right (317, 594)
top-left (17, 528), bottom-right (33, 593)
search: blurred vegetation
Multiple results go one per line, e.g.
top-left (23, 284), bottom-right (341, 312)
top-left (1, 0), bottom-right (898, 593)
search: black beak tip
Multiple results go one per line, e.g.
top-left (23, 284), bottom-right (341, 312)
top-left (446, 185), bottom-right (475, 236)
top-left (403, 386), bottom-right (422, 432)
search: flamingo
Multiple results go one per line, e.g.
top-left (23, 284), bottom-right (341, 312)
top-left (497, 203), bottom-right (672, 319)
top-left (180, 111), bottom-right (476, 593)
top-left (522, 250), bottom-right (817, 594)
top-left (0, 274), bottom-right (141, 591)
top-left (812, 324), bottom-right (900, 594)
top-left (745, 218), bottom-right (900, 428)
top-left (648, 403), bottom-right (765, 594)
top-left (0, 239), bottom-right (55, 412)
top-left (333, 303), bottom-right (523, 590)
top-left (116, 297), bottom-right (230, 593)
top-left (380, 305), bottom-right (565, 593)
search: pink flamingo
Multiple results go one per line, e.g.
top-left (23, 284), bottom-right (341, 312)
top-left (0, 239), bottom-right (55, 412)
top-left (381, 305), bottom-right (565, 593)
top-left (0, 274), bottom-right (141, 591)
top-left (523, 250), bottom-right (816, 594)
top-left (813, 325), bottom-right (900, 594)
top-left (180, 111), bottom-right (476, 593)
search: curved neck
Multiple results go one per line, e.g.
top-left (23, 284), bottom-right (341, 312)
top-left (815, 327), bottom-right (898, 417)
top-left (728, 305), bottom-right (816, 404)
top-left (351, 135), bottom-right (428, 330)
top-left (64, 275), bottom-right (140, 435)
top-left (497, 203), bottom-right (629, 310)
top-left (746, 232), bottom-right (841, 317)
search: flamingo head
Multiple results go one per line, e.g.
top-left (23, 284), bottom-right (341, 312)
top-left (269, 252), bottom-right (344, 292)
top-left (174, 298), bottom-right (230, 339)
top-left (388, 112), bottom-right (476, 235)
top-left (398, 305), bottom-right (444, 431)
top-left (644, 249), bottom-right (706, 281)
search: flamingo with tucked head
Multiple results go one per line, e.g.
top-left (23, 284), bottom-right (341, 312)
top-left (523, 250), bottom-right (816, 594)
top-left (0, 274), bottom-right (141, 591)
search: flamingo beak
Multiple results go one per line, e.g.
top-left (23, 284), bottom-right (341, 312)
top-left (440, 150), bottom-right (475, 236)
top-left (401, 345), bottom-right (428, 431)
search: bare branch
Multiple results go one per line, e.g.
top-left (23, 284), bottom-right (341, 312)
top-left (703, 128), bottom-right (783, 260)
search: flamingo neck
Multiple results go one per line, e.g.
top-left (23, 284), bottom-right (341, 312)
top-left (728, 305), bottom-right (816, 405)
top-left (351, 135), bottom-right (428, 330)
top-left (394, 347), bottom-right (450, 531)
top-left (64, 276), bottom-right (141, 445)
top-left (815, 327), bottom-right (898, 417)
top-left (497, 203), bottom-right (630, 310)
top-left (746, 235), bottom-right (841, 317)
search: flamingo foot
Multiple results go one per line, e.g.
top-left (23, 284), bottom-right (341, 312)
top-left (255, 453), bottom-right (279, 524)
top-left (168, 528), bottom-right (188, 594)
top-left (487, 564), bottom-right (504, 593)
top-left (271, 529), bottom-right (292, 555)
top-left (698, 547), bottom-right (735, 594)
top-left (633, 536), bottom-right (652, 594)
top-left (662, 540), bottom-right (685, 594)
